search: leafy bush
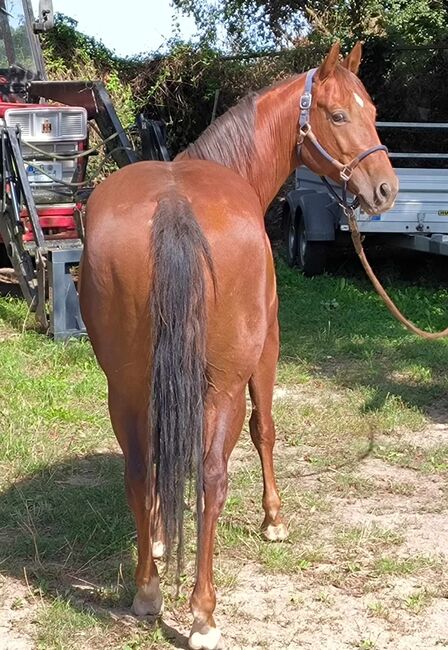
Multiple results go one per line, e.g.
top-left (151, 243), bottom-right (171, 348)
top-left (41, 13), bottom-right (448, 158)
top-left (42, 14), bottom-right (139, 129)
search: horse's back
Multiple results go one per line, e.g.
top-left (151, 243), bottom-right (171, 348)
top-left (80, 159), bottom-right (275, 390)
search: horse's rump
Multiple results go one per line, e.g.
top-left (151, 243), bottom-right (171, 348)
top-left (80, 161), bottom-right (273, 572)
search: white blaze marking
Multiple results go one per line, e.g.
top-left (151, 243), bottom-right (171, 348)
top-left (354, 92), bottom-right (364, 108)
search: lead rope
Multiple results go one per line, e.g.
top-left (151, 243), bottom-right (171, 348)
top-left (345, 205), bottom-right (448, 339)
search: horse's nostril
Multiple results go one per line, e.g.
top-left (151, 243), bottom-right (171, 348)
top-left (379, 182), bottom-right (391, 200)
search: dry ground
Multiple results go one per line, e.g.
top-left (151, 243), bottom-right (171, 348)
top-left (2, 387), bottom-right (448, 649)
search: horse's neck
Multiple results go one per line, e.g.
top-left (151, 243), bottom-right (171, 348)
top-left (248, 74), bottom-right (306, 212)
top-left (179, 73), bottom-right (306, 214)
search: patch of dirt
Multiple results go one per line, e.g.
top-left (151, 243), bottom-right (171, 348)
top-left (220, 422), bottom-right (448, 649)
top-left (0, 576), bottom-right (39, 650)
top-left (397, 421), bottom-right (448, 450)
top-left (332, 457), bottom-right (448, 551)
top-left (216, 563), bottom-right (448, 650)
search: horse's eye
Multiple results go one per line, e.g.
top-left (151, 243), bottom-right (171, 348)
top-left (332, 112), bottom-right (346, 123)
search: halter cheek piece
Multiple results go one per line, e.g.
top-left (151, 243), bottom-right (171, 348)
top-left (297, 68), bottom-right (388, 211)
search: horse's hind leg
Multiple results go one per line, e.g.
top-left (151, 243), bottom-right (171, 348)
top-left (108, 388), bottom-right (163, 617)
top-left (249, 319), bottom-right (288, 541)
top-left (150, 495), bottom-right (165, 559)
top-left (189, 388), bottom-right (246, 650)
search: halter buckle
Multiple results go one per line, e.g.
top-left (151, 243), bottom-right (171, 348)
top-left (340, 166), bottom-right (353, 182)
top-left (300, 93), bottom-right (311, 110)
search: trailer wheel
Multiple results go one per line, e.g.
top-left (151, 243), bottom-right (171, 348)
top-left (283, 204), bottom-right (329, 275)
top-left (296, 214), bottom-right (328, 277)
top-left (283, 204), bottom-right (299, 267)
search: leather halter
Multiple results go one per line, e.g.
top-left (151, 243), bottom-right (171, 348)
top-left (297, 68), bottom-right (388, 210)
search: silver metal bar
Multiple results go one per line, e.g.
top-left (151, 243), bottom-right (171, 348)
top-left (389, 152), bottom-right (448, 159)
top-left (377, 122), bottom-right (448, 129)
top-left (393, 234), bottom-right (448, 257)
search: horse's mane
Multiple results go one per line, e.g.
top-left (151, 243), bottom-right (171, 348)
top-left (179, 65), bottom-right (367, 174)
top-left (178, 92), bottom-right (257, 176)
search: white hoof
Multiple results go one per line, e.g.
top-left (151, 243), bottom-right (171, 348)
top-left (152, 540), bottom-right (165, 559)
top-left (263, 522), bottom-right (289, 542)
top-left (189, 624), bottom-right (224, 650)
top-left (132, 579), bottom-right (163, 617)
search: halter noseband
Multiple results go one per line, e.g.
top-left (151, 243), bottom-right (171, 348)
top-left (297, 68), bottom-right (388, 211)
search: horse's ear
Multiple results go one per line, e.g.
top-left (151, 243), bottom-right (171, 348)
top-left (317, 42), bottom-right (341, 82)
top-left (342, 42), bottom-right (363, 75)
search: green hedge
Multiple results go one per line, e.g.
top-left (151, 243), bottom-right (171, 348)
top-left (42, 15), bottom-right (448, 158)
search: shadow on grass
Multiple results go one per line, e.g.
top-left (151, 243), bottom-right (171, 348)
top-left (0, 452), bottom-right (188, 648)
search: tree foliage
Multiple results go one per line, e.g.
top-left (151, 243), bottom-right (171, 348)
top-left (41, 11), bottom-right (448, 159)
top-left (42, 13), bottom-right (139, 128)
top-left (172, 0), bottom-right (448, 50)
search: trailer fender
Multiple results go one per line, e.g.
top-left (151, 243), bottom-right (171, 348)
top-left (285, 189), bottom-right (340, 241)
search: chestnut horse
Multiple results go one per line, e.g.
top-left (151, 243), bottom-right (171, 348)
top-left (80, 43), bottom-right (398, 649)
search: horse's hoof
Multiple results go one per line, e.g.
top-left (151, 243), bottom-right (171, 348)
top-left (132, 580), bottom-right (163, 617)
top-left (189, 624), bottom-right (224, 650)
top-left (152, 540), bottom-right (166, 559)
top-left (262, 522), bottom-right (289, 542)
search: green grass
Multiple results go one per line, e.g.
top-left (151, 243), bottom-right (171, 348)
top-left (1, 252), bottom-right (448, 647)
top-left (276, 261), bottom-right (448, 410)
top-left (404, 589), bottom-right (433, 614)
top-left (372, 555), bottom-right (439, 577)
top-left (37, 597), bottom-right (171, 649)
top-left (0, 299), bottom-right (110, 485)
top-left (334, 525), bottom-right (404, 553)
top-left (37, 598), bottom-right (103, 650)
top-left (373, 443), bottom-right (448, 473)
top-left (367, 601), bottom-right (391, 620)
top-left (355, 638), bottom-right (377, 650)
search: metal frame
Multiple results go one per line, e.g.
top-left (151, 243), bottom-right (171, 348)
top-left (377, 122), bottom-right (448, 128)
top-left (392, 233), bottom-right (448, 256)
top-left (23, 0), bottom-right (47, 78)
top-left (377, 122), bottom-right (448, 159)
top-left (0, 127), bottom-right (48, 321)
top-left (138, 116), bottom-right (170, 161)
top-left (47, 247), bottom-right (85, 340)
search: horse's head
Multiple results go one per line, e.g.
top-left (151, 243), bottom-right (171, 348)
top-left (300, 43), bottom-right (398, 215)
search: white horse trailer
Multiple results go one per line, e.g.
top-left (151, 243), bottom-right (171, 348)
top-left (283, 123), bottom-right (448, 275)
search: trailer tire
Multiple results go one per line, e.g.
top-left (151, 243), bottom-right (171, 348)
top-left (283, 203), bottom-right (299, 267)
top-left (283, 204), bottom-right (328, 276)
top-left (297, 216), bottom-right (328, 276)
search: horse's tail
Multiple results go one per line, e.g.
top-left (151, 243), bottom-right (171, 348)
top-left (149, 194), bottom-right (214, 574)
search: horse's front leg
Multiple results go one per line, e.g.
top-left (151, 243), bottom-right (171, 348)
top-left (189, 390), bottom-right (246, 650)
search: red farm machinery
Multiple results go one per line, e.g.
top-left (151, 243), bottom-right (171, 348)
top-left (0, 0), bottom-right (168, 339)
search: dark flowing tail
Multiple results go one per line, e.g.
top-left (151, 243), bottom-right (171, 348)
top-left (149, 194), bottom-right (213, 574)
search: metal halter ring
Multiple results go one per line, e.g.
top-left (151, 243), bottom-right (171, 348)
top-left (340, 166), bottom-right (354, 182)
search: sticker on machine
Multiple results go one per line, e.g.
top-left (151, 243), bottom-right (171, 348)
top-left (438, 210), bottom-right (448, 216)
